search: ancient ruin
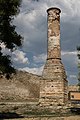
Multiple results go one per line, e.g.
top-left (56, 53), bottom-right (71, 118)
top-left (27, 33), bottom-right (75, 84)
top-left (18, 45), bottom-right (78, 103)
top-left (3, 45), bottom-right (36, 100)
top-left (0, 7), bottom-right (79, 110)
top-left (39, 7), bottom-right (68, 106)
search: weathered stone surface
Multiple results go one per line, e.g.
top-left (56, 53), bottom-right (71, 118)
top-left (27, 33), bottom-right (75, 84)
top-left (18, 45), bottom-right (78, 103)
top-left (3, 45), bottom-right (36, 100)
top-left (0, 71), bottom-right (40, 102)
top-left (68, 85), bottom-right (79, 92)
top-left (39, 7), bottom-right (68, 106)
top-left (47, 8), bottom-right (61, 59)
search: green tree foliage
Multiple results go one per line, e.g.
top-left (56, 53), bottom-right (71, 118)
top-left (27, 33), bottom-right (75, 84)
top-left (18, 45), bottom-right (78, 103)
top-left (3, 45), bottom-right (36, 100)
top-left (0, 47), bottom-right (15, 79)
top-left (77, 46), bottom-right (80, 91)
top-left (0, 0), bottom-right (22, 78)
top-left (0, 0), bottom-right (22, 49)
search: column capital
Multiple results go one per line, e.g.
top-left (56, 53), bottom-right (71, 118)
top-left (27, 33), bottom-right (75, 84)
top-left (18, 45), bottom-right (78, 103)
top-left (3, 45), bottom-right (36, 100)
top-left (47, 7), bottom-right (61, 13)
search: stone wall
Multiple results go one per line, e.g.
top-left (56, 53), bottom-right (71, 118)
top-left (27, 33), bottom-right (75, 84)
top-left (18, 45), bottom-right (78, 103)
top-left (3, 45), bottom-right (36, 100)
top-left (39, 79), bottom-right (67, 106)
top-left (0, 71), bottom-right (40, 102)
top-left (68, 85), bottom-right (79, 92)
top-left (0, 70), bottom-right (78, 104)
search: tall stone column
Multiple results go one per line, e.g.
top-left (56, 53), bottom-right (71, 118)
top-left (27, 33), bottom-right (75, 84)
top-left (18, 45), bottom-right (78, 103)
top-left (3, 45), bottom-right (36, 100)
top-left (47, 7), bottom-right (61, 60)
top-left (42, 7), bottom-right (66, 80)
top-left (39, 7), bottom-right (68, 106)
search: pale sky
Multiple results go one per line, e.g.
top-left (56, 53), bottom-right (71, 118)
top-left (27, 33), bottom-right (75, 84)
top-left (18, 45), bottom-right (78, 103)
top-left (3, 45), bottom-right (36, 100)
top-left (3, 0), bottom-right (80, 84)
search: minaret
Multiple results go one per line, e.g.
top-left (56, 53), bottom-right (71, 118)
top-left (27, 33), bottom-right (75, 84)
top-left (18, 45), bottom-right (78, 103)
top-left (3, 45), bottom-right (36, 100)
top-left (39, 7), bottom-right (68, 106)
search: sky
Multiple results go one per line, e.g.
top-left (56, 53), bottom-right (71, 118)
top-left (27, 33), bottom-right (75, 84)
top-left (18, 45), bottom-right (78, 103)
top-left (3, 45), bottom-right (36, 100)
top-left (2, 0), bottom-right (80, 85)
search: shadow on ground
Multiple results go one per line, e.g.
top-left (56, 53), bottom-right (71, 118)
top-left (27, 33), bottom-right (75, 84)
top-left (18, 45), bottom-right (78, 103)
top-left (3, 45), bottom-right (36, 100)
top-left (70, 107), bottom-right (80, 115)
top-left (0, 112), bottom-right (24, 119)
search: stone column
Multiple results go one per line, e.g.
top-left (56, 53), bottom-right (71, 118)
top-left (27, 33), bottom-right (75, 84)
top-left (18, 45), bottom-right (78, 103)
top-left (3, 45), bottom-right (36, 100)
top-left (42, 7), bottom-right (65, 79)
top-left (47, 8), bottom-right (61, 60)
top-left (39, 7), bottom-right (68, 106)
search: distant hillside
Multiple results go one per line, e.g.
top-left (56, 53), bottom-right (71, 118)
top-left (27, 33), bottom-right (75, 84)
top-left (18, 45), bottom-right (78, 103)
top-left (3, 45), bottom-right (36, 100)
top-left (0, 71), bottom-right (41, 102)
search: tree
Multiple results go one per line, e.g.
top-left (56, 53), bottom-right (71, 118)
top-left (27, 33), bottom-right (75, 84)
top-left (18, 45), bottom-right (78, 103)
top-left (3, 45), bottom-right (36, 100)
top-left (0, 48), bottom-right (15, 79)
top-left (0, 0), bottom-right (22, 78)
top-left (0, 0), bottom-right (39, 78)
top-left (77, 46), bottom-right (80, 91)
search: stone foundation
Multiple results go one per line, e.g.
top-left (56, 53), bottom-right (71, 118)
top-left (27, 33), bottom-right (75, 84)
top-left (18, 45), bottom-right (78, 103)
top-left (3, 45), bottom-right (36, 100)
top-left (39, 79), bottom-right (68, 106)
